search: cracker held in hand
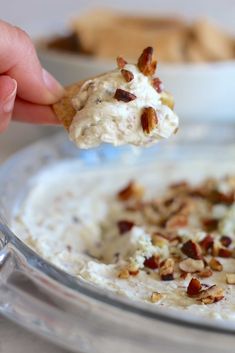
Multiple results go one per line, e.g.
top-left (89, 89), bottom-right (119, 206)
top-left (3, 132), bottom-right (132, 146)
top-left (53, 81), bottom-right (84, 129)
top-left (53, 47), bottom-right (179, 149)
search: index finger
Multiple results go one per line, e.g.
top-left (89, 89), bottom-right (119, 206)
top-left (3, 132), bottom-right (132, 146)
top-left (0, 20), bottom-right (63, 105)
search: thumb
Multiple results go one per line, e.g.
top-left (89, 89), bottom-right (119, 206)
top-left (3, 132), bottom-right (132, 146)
top-left (0, 75), bottom-right (17, 132)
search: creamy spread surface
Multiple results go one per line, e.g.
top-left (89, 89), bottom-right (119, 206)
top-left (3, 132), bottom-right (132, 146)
top-left (68, 47), bottom-right (179, 148)
top-left (12, 159), bottom-right (235, 321)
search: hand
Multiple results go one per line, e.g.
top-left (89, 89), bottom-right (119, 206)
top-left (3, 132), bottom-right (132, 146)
top-left (0, 20), bottom-right (64, 132)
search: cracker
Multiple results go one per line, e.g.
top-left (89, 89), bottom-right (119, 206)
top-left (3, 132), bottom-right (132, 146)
top-left (53, 81), bottom-right (84, 129)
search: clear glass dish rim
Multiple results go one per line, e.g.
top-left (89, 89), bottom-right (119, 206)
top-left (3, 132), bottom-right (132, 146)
top-left (0, 127), bottom-right (235, 336)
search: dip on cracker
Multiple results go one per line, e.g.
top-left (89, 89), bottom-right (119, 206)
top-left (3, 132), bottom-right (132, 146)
top-left (53, 47), bottom-right (179, 149)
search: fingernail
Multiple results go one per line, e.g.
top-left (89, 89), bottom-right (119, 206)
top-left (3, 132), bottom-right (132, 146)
top-left (42, 69), bottom-right (64, 98)
top-left (3, 79), bottom-right (17, 113)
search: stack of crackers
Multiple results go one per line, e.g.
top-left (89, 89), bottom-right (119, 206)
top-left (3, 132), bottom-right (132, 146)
top-left (48, 9), bottom-right (235, 63)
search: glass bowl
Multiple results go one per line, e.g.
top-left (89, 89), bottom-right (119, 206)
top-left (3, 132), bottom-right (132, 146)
top-left (0, 122), bottom-right (235, 353)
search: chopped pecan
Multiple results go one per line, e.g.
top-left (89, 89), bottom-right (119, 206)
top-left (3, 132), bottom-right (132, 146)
top-left (209, 258), bottom-right (223, 272)
top-left (129, 270), bottom-right (139, 276)
top-left (114, 88), bottom-right (136, 102)
top-left (118, 268), bottom-right (130, 279)
top-left (187, 278), bottom-right (202, 297)
top-left (226, 273), bottom-right (235, 284)
top-left (199, 234), bottom-right (214, 253)
top-left (218, 248), bottom-right (233, 258)
top-left (166, 214), bottom-right (188, 230)
top-left (179, 258), bottom-right (204, 273)
top-left (152, 234), bottom-right (169, 248)
top-left (181, 240), bottom-right (202, 260)
top-left (202, 218), bottom-right (219, 232)
top-left (144, 255), bottom-right (159, 270)
top-left (150, 292), bottom-right (163, 303)
top-left (198, 285), bottom-right (224, 304)
top-left (117, 220), bottom-right (134, 234)
top-left (141, 107), bottom-right (158, 134)
top-left (159, 258), bottom-right (174, 281)
top-left (197, 268), bottom-right (213, 278)
top-left (117, 181), bottom-right (144, 201)
top-left (152, 77), bottom-right (163, 93)
top-left (137, 46), bottom-right (157, 76)
top-left (116, 56), bottom-right (127, 69)
top-left (121, 69), bottom-right (134, 82)
top-left (220, 235), bottom-right (232, 248)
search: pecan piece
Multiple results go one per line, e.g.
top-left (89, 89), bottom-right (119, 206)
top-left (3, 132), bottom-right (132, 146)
top-left (137, 47), bottom-right (157, 76)
top-left (218, 248), bottom-right (233, 258)
top-left (209, 258), bottom-right (223, 272)
top-left (220, 235), bottom-right (232, 248)
top-left (116, 56), bottom-right (127, 69)
top-left (181, 240), bottom-right (202, 260)
top-left (118, 268), bottom-right (130, 279)
top-left (152, 77), bottom-right (163, 93)
top-left (144, 255), bottom-right (159, 270)
top-left (166, 214), bottom-right (188, 230)
top-left (114, 88), bottom-right (136, 102)
top-left (202, 218), bottom-right (219, 232)
top-left (179, 258), bottom-right (204, 273)
top-left (159, 258), bottom-right (174, 281)
top-left (199, 234), bottom-right (214, 254)
top-left (141, 107), bottom-right (158, 134)
top-left (117, 220), bottom-right (134, 234)
top-left (117, 181), bottom-right (144, 201)
top-left (150, 292), bottom-right (163, 303)
top-left (197, 268), bottom-right (213, 278)
top-left (198, 285), bottom-right (224, 304)
top-left (121, 69), bottom-right (134, 82)
top-left (187, 278), bottom-right (202, 297)
top-left (226, 273), bottom-right (235, 284)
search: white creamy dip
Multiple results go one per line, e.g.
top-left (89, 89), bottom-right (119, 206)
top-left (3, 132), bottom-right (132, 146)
top-left (69, 64), bottom-right (178, 148)
top-left (12, 159), bottom-right (235, 321)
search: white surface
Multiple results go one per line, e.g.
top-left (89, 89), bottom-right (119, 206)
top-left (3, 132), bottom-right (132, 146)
top-left (0, 0), bottom-right (235, 352)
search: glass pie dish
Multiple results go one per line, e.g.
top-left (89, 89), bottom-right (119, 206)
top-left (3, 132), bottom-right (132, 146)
top-left (0, 122), bottom-right (235, 353)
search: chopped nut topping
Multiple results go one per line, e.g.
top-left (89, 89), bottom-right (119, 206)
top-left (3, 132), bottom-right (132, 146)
top-left (152, 234), bottom-right (169, 248)
top-left (141, 107), bottom-right (158, 134)
top-left (226, 273), bottom-right (235, 285)
top-left (150, 292), bottom-right (163, 303)
top-left (144, 255), bottom-right (159, 270)
top-left (159, 258), bottom-right (174, 281)
top-left (121, 69), bottom-right (134, 82)
top-left (116, 56), bottom-right (127, 69)
top-left (218, 248), bottom-right (233, 258)
top-left (117, 220), bottom-right (134, 234)
top-left (199, 234), bottom-right (214, 254)
top-left (166, 214), bottom-right (188, 230)
top-left (187, 278), bottom-right (202, 297)
top-left (220, 235), bottom-right (232, 248)
top-left (198, 285), bottom-right (224, 304)
top-left (118, 268), bottom-right (130, 279)
top-left (202, 218), bottom-right (219, 232)
top-left (209, 258), bottom-right (223, 272)
top-left (197, 268), bottom-right (213, 278)
top-left (181, 240), bottom-right (202, 260)
top-left (117, 181), bottom-right (144, 201)
top-left (179, 258), bottom-right (204, 273)
top-left (137, 46), bottom-right (157, 76)
top-left (152, 77), bottom-right (163, 93)
top-left (129, 270), bottom-right (139, 276)
top-left (114, 88), bottom-right (136, 102)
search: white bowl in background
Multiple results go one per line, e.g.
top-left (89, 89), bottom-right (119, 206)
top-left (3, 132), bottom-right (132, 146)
top-left (37, 45), bottom-right (235, 122)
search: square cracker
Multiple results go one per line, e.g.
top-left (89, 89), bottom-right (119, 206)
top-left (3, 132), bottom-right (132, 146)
top-left (53, 81), bottom-right (84, 129)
